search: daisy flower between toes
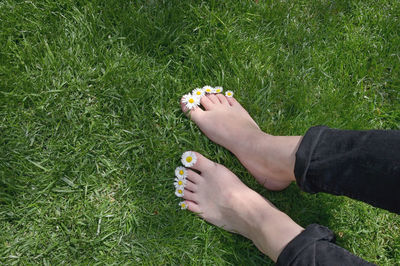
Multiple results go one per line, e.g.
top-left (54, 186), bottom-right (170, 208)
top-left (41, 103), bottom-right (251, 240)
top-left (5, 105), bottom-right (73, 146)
top-left (182, 93), bottom-right (200, 110)
top-left (225, 90), bottom-right (234, 97)
top-left (175, 166), bottom-right (187, 179)
top-left (214, 86), bottom-right (223, 93)
top-left (174, 177), bottom-right (187, 188)
top-left (202, 85), bottom-right (213, 94)
top-left (181, 151), bottom-right (197, 167)
top-left (175, 187), bottom-right (184, 197)
top-left (192, 88), bottom-right (205, 98)
top-left (179, 201), bottom-right (188, 210)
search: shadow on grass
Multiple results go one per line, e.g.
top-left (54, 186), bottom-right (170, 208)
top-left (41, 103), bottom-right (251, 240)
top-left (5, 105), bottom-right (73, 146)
top-left (269, 183), bottom-right (344, 228)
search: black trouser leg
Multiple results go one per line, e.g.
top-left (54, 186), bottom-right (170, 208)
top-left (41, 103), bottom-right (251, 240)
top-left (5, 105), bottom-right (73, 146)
top-left (277, 126), bottom-right (400, 265)
top-left (277, 224), bottom-right (375, 266)
top-left (295, 126), bottom-right (400, 214)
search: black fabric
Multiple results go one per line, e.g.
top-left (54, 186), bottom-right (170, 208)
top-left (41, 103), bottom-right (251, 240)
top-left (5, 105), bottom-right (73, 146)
top-left (295, 126), bottom-right (400, 214)
top-left (277, 126), bottom-right (400, 265)
top-left (276, 224), bottom-right (375, 266)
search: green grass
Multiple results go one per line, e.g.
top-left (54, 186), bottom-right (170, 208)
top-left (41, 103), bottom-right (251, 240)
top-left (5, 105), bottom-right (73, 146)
top-left (1, 0), bottom-right (400, 264)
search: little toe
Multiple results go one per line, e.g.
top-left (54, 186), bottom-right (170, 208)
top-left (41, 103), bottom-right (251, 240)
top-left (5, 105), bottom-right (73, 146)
top-left (180, 97), bottom-right (203, 122)
top-left (207, 94), bottom-right (220, 104)
top-left (226, 96), bottom-right (239, 107)
top-left (185, 200), bottom-right (201, 213)
top-left (216, 94), bottom-right (229, 105)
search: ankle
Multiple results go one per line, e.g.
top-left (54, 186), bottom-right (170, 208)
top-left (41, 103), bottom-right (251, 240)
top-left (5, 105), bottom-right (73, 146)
top-left (246, 198), bottom-right (304, 262)
top-left (264, 135), bottom-right (301, 182)
top-left (257, 211), bottom-right (304, 262)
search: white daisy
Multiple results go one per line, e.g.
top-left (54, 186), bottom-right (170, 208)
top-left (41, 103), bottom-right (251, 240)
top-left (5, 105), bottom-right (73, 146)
top-left (202, 85), bottom-right (213, 94)
top-left (214, 86), bottom-right (223, 93)
top-left (175, 166), bottom-right (187, 179)
top-left (175, 187), bottom-right (184, 197)
top-left (174, 177), bottom-right (187, 188)
top-left (182, 93), bottom-right (200, 110)
top-left (179, 201), bottom-right (188, 210)
top-left (192, 88), bottom-right (205, 98)
top-left (225, 90), bottom-right (234, 97)
top-left (181, 151), bottom-right (197, 167)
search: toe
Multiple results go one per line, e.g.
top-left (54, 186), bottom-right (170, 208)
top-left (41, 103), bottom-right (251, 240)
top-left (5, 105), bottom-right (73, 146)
top-left (180, 97), bottom-right (203, 122)
top-left (226, 96), bottom-right (239, 107)
top-left (207, 94), bottom-right (220, 104)
top-left (216, 94), bottom-right (229, 105)
top-left (186, 169), bottom-right (202, 184)
top-left (185, 200), bottom-right (201, 213)
top-left (189, 152), bottom-right (216, 173)
top-left (183, 189), bottom-right (197, 202)
top-left (200, 96), bottom-right (214, 110)
top-left (185, 179), bottom-right (197, 192)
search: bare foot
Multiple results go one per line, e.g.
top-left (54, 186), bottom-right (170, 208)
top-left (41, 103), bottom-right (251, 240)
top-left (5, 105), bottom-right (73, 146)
top-left (182, 152), bottom-right (304, 262)
top-left (181, 94), bottom-right (301, 190)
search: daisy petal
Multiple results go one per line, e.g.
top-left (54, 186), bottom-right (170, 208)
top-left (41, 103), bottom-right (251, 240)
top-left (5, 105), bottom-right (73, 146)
top-left (214, 86), bottom-right (223, 93)
top-left (181, 151), bottom-right (197, 167)
top-left (192, 88), bottom-right (205, 98)
top-left (175, 166), bottom-right (187, 178)
top-left (174, 177), bottom-right (187, 188)
top-left (202, 85), bottom-right (213, 94)
top-left (182, 93), bottom-right (200, 110)
top-left (179, 201), bottom-right (188, 210)
top-left (225, 90), bottom-right (234, 97)
top-left (175, 187), bottom-right (184, 197)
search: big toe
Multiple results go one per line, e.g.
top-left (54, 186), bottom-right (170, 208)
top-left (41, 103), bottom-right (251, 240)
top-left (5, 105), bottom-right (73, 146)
top-left (182, 151), bottom-right (216, 173)
top-left (180, 97), bottom-right (203, 122)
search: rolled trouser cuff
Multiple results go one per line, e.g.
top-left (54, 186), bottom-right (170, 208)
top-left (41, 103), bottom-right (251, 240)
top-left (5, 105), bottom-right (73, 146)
top-left (276, 224), bottom-right (374, 265)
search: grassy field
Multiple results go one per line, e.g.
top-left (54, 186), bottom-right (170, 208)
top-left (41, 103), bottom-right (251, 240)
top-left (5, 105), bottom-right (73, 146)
top-left (1, 0), bottom-right (400, 264)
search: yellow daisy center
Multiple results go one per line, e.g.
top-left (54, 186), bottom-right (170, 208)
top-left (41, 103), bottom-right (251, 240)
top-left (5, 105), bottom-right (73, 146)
top-left (181, 203), bottom-right (186, 208)
top-left (228, 92), bottom-right (232, 96)
top-left (196, 91), bottom-right (201, 95)
top-left (217, 89), bottom-right (220, 92)
top-left (206, 89), bottom-right (210, 92)
top-left (179, 170), bottom-right (184, 175)
top-left (186, 156), bottom-right (192, 163)
top-left (189, 98), bottom-right (194, 103)
top-left (178, 189), bottom-right (182, 194)
top-left (178, 180), bottom-right (183, 185)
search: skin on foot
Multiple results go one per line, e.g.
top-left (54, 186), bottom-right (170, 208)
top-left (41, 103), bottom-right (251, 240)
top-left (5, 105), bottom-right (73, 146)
top-left (181, 94), bottom-right (301, 191)
top-left (182, 152), bottom-right (304, 262)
